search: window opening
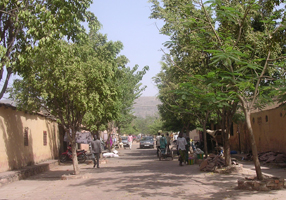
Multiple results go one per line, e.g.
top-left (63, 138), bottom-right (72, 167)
top-left (43, 131), bottom-right (47, 146)
top-left (24, 128), bottom-right (29, 146)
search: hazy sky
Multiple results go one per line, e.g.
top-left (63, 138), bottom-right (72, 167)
top-left (1, 0), bottom-right (167, 100)
top-left (90, 0), bottom-right (169, 97)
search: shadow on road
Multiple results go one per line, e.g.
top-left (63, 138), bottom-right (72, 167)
top-left (21, 144), bottom-right (286, 200)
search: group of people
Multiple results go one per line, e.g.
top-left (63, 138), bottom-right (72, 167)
top-left (156, 132), bottom-right (191, 166)
top-left (89, 134), bottom-right (133, 169)
top-left (156, 132), bottom-right (171, 156)
top-left (89, 132), bottom-right (193, 168)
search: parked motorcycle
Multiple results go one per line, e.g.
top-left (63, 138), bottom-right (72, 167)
top-left (60, 146), bottom-right (87, 163)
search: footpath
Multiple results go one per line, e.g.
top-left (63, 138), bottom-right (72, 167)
top-left (1, 146), bottom-right (286, 200)
top-left (0, 160), bottom-right (59, 187)
top-left (1, 153), bottom-right (286, 187)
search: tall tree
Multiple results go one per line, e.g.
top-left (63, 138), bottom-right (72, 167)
top-left (9, 30), bottom-right (123, 174)
top-left (114, 64), bottom-right (149, 135)
top-left (177, 74), bottom-right (219, 157)
top-left (0, 0), bottom-right (96, 99)
top-left (154, 60), bottom-right (197, 134)
top-left (150, 0), bottom-right (286, 180)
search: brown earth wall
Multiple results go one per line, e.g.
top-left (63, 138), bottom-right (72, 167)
top-left (0, 105), bottom-right (61, 172)
top-left (231, 106), bottom-right (286, 154)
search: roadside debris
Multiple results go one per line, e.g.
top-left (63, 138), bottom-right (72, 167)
top-left (199, 154), bottom-right (243, 173)
top-left (258, 151), bottom-right (286, 164)
top-left (199, 154), bottom-right (225, 172)
top-left (102, 150), bottom-right (119, 158)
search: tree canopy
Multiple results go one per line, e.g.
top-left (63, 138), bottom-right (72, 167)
top-left (9, 28), bottom-right (148, 173)
top-left (0, 0), bottom-right (97, 99)
top-left (150, 0), bottom-right (286, 180)
top-left (114, 64), bottom-right (149, 135)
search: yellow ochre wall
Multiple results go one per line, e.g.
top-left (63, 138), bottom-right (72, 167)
top-left (251, 107), bottom-right (286, 153)
top-left (0, 105), bottom-right (60, 173)
top-left (231, 106), bottom-right (286, 154)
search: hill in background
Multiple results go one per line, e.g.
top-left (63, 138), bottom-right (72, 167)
top-left (133, 96), bottom-right (161, 118)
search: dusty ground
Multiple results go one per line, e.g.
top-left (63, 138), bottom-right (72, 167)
top-left (0, 143), bottom-right (286, 200)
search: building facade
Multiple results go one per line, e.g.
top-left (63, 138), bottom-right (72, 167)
top-left (0, 103), bottom-right (61, 173)
top-left (231, 104), bottom-right (286, 154)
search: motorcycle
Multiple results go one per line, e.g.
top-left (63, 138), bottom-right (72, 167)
top-left (60, 146), bottom-right (87, 163)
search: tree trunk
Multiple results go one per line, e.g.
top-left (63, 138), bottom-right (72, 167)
top-left (224, 113), bottom-right (231, 167)
top-left (71, 133), bottom-right (80, 175)
top-left (181, 126), bottom-right (185, 135)
top-left (107, 133), bottom-right (112, 152)
top-left (223, 129), bottom-right (231, 166)
top-left (238, 125), bottom-right (241, 153)
top-left (203, 122), bottom-right (208, 158)
top-left (0, 67), bottom-right (12, 99)
top-left (245, 111), bottom-right (263, 180)
top-left (186, 123), bottom-right (190, 137)
top-left (218, 109), bottom-right (231, 166)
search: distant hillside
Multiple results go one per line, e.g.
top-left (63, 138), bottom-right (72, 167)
top-left (133, 96), bottom-right (161, 118)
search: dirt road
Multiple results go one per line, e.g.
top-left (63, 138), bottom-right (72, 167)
top-left (0, 142), bottom-right (286, 200)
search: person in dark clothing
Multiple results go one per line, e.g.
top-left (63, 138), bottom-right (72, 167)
top-left (185, 137), bottom-right (191, 164)
top-left (90, 135), bottom-right (102, 168)
top-left (166, 132), bottom-right (171, 152)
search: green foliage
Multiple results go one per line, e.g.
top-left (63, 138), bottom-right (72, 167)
top-left (9, 29), bottom-right (123, 134)
top-left (150, 0), bottom-right (286, 178)
top-left (153, 60), bottom-right (198, 133)
top-left (150, 0), bottom-right (286, 119)
top-left (147, 116), bottom-right (164, 135)
top-left (0, 0), bottom-right (98, 99)
top-left (122, 115), bottom-right (164, 135)
top-left (114, 64), bottom-right (149, 133)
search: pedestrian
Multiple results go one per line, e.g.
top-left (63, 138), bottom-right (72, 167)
top-left (185, 137), bottom-right (191, 164)
top-left (191, 139), bottom-right (196, 152)
top-left (118, 136), bottom-right (123, 148)
top-left (170, 132), bottom-right (173, 142)
top-left (160, 134), bottom-right (167, 154)
top-left (166, 132), bottom-right (171, 151)
top-left (127, 134), bottom-right (133, 149)
top-left (177, 132), bottom-right (187, 166)
top-left (113, 135), bottom-right (117, 145)
top-left (156, 132), bottom-right (162, 156)
top-left (90, 135), bottom-right (102, 168)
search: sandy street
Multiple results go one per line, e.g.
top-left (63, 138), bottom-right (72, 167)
top-left (0, 142), bottom-right (286, 200)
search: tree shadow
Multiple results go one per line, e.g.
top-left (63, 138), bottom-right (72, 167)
top-left (71, 149), bottom-right (285, 199)
top-left (5, 138), bottom-right (284, 200)
top-left (0, 106), bottom-right (34, 171)
top-left (46, 121), bottom-right (60, 159)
